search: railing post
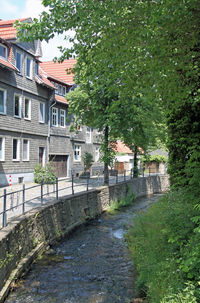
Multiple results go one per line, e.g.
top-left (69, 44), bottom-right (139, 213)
top-left (131, 168), bottom-right (133, 179)
top-left (3, 189), bottom-right (7, 228)
top-left (41, 181), bottom-right (43, 204)
top-left (143, 167), bottom-right (145, 178)
top-left (116, 171), bottom-right (118, 184)
top-left (22, 184), bottom-right (25, 215)
top-left (56, 177), bottom-right (58, 200)
top-left (72, 174), bottom-right (74, 195)
top-left (124, 169), bottom-right (126, 181)
top-left (149, 167), bottom-right (150, 177)
top-left (86, 175), bottom-right (89, 192)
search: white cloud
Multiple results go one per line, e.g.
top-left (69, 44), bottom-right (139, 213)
top-left (20, 0), bottom-right (73, 61)
top-left (20, 0), bottom-right (47, 19)
top-left (1, 0), bottom-right (19, 17)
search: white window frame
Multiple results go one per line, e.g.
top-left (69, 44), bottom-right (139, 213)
top-left (0, 137), bottom-right (5, 161)
top-left (74, 144), bottom-right (81, 162)
top-left (52, 107), bottom-right (58, 127)
top-left (26, 56), bottom-right (32, 79)
top-left (86, 127), bottom-right (92, 143)
top-left (24, 98), bottom-right (31, 120)
top-left (95, 147), bottom-right (100, 162)
top-left (22, 139), bottom-right (29, 161)
top-left (0, 88), bottom-right (7, 115)
top-left (15, 50), bottom-right (23, 74)
top-left (60, 109), bottom-right (66, 127)
top-left (12, 138), bottom-right (20, 161)
top-left (14, 94), bottom-right (22, 118)
top-left (0, 43), bottom-right (7, 60)
top-left (39, 102), bottom-right (45, 123)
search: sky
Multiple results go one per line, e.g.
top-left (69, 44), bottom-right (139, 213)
top-left (0, 0), bottom-right (73, 61)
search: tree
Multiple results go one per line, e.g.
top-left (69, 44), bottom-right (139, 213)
top-left (16, 0), bottom-right (169, 184)
top-left (82, 151), bottom-right (93, 174)
top-left (67, 77), bottom-right (120, 185)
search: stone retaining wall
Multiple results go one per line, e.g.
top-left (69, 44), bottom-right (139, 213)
top-left (0, 175), bottom-right (169, 302)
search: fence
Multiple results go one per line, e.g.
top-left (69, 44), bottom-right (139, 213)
top-left (0, 168), bottom-right (162, 229)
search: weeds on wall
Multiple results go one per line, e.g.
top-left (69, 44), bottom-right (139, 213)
top-left (109, 188), bottom-right (136, 213)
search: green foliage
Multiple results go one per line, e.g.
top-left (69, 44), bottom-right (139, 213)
top-left (82, 151), bottom-right (93, 172)
top-left (16, 0), bottom-right (166, 179)
top-left (142, 153), bottom-right (168, 164)
top-left (127, 191), bottom-right (200, 302)
top-left (34, 163), bottom-right (56, 184)
top-left (109, 191), bottom-right (136, 213)
top-left (161, 283), bottom-right (198, 303)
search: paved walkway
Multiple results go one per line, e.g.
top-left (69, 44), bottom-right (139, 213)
top-left (0, 175), bottom-right (127, 229)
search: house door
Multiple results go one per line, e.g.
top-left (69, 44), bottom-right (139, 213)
top-left (39, 147), bottom-right (45, 167)
top-left (114, 162), bottom-right (124, 174)
top-left (49, 155), bottom-right (68, 178)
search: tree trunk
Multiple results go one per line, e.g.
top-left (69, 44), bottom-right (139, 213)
top-left (133, 146), bottom-right (138, 178)
top-left (104, 125), bottom-right (109, 185)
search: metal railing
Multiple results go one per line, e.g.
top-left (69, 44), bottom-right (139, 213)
top-left (0, 168), bottom-right (164, 229)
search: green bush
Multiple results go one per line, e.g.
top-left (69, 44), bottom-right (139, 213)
top-left (142, 153), bottom-right (168, 164)
top-left (82, 151), bottom-right (93, 172)
top-left (127, 190), bottom-right (200, 302)
top-left (34, 162), bottom-right (56, 184)
top-left (109, 191), bottom-right (136, 212)
top-left (161, 283), bottom-right (197, 303)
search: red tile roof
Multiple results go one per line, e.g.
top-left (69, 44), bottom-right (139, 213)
top-left (35, 66), bottom-right (55, 89)
top-left (55, 94), bottom-right (69, 105)
top-left (114, 141), bottom-right (133, 154)
top-left (0, 18), bottom-right (30, 40)
top-left (40, 59), bottom-right (76, 85)
top-left (0, 58), bottom-right (17, 71)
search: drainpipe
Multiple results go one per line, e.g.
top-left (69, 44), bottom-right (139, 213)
top-left (47, 93), bottom-right (56, 163)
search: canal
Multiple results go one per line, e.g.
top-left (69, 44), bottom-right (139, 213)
top-left (5, 194), bottom-right (161, 303)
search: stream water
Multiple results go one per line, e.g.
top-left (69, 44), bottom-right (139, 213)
top-left (5, 194), bottom-right (161, 303)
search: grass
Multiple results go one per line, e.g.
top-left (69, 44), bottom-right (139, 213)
top-left (126, 190), bottom-right (200, 302)
top-left (108, 192), bottom-right (136, 213)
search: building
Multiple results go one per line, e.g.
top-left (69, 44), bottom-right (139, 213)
top-left (0, 18), bottom-right (102, 186)
top-left (40, 60), bottom-right (103, 177)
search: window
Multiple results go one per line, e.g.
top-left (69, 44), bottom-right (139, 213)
top-left (86, 127), bottom-right (92, 143)
top-left (26, 57), bottom-right (32, 78)
top-left (13, 139), bottom-right (20, 161)
top-left (35, 61), bottom-right (39, 76)
top-left (74, 145), bottom-right (81, 162)
top-left (60, 109), bottom-right (65, 127)
top-left (95, 147), bottom-right (100, 162)
top-left (39, 147), bottom-right (45, 167)
top-left (54, 82), bottom-right (59, 94)
top-left (0, 44), bottom-right (7, 59)
top-left (53, 82), bottom-right (66, 96)
top-left (23, 139), bottom-right (29, 161)
top-left (0, 88), bottom-right (6, 114)
top-left (14, 94), bottom-right (22, 118)
top-left (24, 98), bottom-right (31, 120)
top-left (77, 125), bottom-right (82, 132)
top-left (52, 107), bottom-right (58, 126)
top-left (16, 51), bottom-right (22, 73)
top-left (62, 86), bottom-right (66, 96)
top-left (58, 85), bottom-right (62, 95)
top-left (39, 102), bottom-right (45, 123)
top-left (0, 137), bottom-right (5, 161)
